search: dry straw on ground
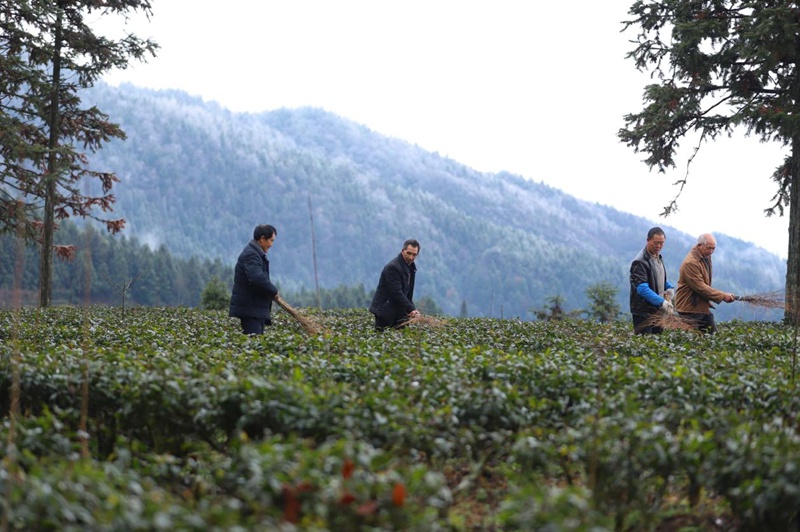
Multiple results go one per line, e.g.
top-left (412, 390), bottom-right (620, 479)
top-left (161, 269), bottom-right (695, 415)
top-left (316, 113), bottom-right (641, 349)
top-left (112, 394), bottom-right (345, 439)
top-left (396, 314), bottom-right (447, 329)
top-left (274, 295), bottom-right (326, 335)
top-left (644, 312), bottom-right (699, 332)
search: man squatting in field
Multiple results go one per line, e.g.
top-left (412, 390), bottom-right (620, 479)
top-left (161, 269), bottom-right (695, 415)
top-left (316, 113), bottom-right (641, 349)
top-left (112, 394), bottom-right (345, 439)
top-left (369, 239), bottom-right (420, 331)
top-left (629, 227), bottom-right (676, 334)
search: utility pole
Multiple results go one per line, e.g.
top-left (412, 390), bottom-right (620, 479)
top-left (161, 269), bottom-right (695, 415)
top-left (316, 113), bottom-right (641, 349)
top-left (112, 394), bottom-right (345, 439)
top-left (308, 193), bottom-right (322, 310)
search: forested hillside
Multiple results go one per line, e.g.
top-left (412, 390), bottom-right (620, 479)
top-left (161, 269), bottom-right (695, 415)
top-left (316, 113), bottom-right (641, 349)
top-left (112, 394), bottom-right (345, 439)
top-left (79, 83), bottom-right (785, 319)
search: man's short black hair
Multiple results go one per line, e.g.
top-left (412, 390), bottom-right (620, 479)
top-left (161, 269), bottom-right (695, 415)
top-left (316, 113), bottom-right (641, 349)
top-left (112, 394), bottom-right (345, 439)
top-left (254, 224), bottom-right (277, 240)
top-left (647, 227), bottom-right (665, 240)
top-left (403, 238), bottom-right (420, 251)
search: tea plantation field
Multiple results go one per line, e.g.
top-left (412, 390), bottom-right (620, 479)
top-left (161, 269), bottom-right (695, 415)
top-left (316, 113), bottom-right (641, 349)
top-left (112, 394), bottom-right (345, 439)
top-left (1, 306), bottom-right (799, 530)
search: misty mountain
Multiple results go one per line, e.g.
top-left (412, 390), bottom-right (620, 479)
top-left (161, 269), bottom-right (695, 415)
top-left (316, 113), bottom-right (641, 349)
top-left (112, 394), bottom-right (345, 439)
top-left (80, 83), bottom-right (785, 319)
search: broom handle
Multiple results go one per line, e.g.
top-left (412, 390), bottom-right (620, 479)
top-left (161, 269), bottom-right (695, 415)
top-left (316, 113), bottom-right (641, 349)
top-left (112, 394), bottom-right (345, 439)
top-left (274, 294), bottom-right (304, 322)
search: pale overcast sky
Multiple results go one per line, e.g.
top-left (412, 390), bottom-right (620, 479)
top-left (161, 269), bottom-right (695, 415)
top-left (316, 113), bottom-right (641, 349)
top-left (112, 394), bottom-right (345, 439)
top-left (100, 0), bottom-right (790, 259)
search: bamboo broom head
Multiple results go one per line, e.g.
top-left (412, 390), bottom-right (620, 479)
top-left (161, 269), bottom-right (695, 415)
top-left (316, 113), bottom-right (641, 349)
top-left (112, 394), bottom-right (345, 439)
top-left (643, 311), bottom-right (699, 332)
top-left (735, 290), bottom-right (785, 310)
top-left (396, 314), bottom-right (447, 329)
top-left (274, 295), bottom-right (326, 335)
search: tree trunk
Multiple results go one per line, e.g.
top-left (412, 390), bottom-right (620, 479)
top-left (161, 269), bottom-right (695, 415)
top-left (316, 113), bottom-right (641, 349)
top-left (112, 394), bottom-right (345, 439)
top-left (40, 181), bottom-right (55, 307)
top-left (39, 8), bottom-right (64, 308)
top-left (786, 38), bottom-right (800, 326)
top-left (787, 137), bottom-right (800, 325)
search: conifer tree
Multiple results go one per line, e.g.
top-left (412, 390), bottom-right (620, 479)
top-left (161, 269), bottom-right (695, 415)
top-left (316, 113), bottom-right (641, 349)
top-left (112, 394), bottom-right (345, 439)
top-left (0, 1), bottom-right (158, 306)
top-left (619, 0), bottom-right (800, 323)
top-left (585, 282), bottom-right (621, 324)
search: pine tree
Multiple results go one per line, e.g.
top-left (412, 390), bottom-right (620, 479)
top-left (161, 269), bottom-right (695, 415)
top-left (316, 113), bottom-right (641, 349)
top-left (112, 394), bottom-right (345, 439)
top-left (584, 282), bottom-right (621, 323)
top-left (0, 1), bottom-right (158, 306)
top-left (620, 0), bottom-right (800, 323)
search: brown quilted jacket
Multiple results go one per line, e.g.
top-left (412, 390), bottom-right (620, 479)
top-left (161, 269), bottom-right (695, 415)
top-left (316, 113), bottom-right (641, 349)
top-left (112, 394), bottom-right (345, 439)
top-left (674, 246), bottom-right (727, 314)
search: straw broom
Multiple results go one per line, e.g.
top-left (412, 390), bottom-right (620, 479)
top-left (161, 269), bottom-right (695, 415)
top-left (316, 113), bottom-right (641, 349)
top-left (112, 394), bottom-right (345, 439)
top-left (643, 311), bottom-right (699, 332)
top-left (643, 289), bottom-right (699, 331)
top-left (647, 289), bottom-right (786, 330)
top-left (395, 314), bottom-right (447, 329)
top-left (735, 290), bottom-right (785, 310)
top-left (274, 294), bottom-right (325, 335)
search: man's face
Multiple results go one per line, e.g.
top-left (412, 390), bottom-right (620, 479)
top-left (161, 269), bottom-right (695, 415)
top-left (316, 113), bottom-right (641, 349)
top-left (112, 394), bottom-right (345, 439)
top-left (401, 245), bottom-right (419, 265)
top-left (646, 234), bottom-right (665, 256)
top-left (258, 233), bottom-right (275, 253)
top-left (698, 240), bottom-right (716, 258)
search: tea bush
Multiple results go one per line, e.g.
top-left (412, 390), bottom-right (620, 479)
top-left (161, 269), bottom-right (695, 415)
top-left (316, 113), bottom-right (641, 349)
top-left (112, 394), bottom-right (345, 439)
top-left (1, 307), bottom-right (799, 529)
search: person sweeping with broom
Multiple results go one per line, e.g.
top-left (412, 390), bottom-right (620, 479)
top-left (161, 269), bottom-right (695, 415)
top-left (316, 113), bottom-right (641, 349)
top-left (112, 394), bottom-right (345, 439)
top-left (630, 227), bottom-right (676, 334)
top-left (674, 233), bottom-right (736, 334)
top-left (229, 224), bottom-right (279, 335)
top-left (369, 239), bottom-right (420, 331)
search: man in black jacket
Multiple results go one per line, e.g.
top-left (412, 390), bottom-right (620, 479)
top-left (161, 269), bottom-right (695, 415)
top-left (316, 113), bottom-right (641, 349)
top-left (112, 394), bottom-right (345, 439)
top-left (229, 224), bottom-right (279, 335)
top-left (629, 226), bottom-right (675, 334)
top-left (369, 239), bottom-right (420, 330)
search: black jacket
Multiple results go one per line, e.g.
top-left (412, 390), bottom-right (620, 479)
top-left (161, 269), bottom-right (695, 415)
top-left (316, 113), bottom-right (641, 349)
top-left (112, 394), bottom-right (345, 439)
top-left (229, 240), bottom-right (278, 320)
top-left (629, 247), bottom-right (669, 316)
top-left (368, 253), bottom-right (416, 325)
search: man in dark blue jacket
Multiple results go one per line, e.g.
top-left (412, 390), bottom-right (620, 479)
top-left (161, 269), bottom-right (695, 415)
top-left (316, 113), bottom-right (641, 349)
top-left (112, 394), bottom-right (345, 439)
top-left (229, 224), bottom-right (279, 335)
top-left (369, 239), bottom-right (420, 330)
top-left (630, 227), bottom-right (675, 334)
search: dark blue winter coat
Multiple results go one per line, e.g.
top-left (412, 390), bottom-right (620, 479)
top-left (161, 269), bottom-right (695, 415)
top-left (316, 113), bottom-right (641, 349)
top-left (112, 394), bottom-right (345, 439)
top-left (229, 240), bottom-right (278, 320)
top-left (368, 252), bottom-right (416, 326)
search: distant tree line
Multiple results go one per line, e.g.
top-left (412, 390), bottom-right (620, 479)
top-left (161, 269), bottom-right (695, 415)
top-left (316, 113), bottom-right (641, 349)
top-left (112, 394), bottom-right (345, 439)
top-left (283, 284), bottom-right (443, 315)
top-left (0, 221), bottom-right (446, 314)
top-left (0, 222), bottom-right (229, 308)
top-left (0, 217), bottom-right (771, 323)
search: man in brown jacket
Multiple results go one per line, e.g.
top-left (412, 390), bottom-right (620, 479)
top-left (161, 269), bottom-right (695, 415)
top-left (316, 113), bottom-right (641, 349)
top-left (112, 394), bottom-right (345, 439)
top-left (674, 233), bottom-right (736, 333)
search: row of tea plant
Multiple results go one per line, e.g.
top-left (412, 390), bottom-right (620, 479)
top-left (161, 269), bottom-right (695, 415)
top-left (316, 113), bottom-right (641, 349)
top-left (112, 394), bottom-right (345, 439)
top-left (1, 306), bottom-right (798, 529)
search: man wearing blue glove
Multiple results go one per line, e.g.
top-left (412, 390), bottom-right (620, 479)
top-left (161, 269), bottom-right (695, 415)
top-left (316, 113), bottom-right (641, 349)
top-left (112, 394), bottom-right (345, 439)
top-left (629, 227), bottom-right (676, 334)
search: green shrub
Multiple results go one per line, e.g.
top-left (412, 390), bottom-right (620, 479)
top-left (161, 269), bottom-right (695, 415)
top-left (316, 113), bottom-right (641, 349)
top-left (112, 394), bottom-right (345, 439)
top-left (200, 276), bottom-right (229, 310)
